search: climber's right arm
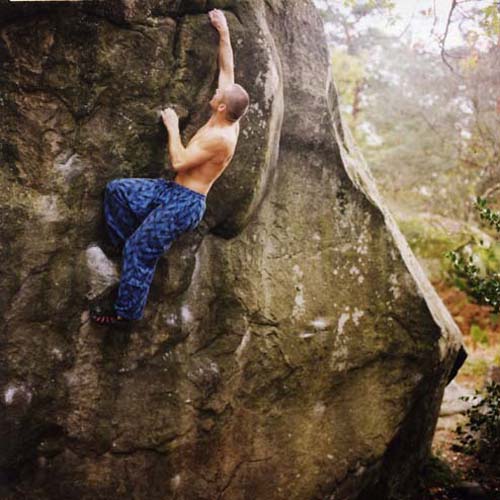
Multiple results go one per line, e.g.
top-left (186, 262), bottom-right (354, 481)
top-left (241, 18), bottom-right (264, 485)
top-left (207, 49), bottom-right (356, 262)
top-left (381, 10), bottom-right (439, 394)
top-left (217, 30), bottom-right (234, 89)
top-left (209, 9), bottom-right (235, 89)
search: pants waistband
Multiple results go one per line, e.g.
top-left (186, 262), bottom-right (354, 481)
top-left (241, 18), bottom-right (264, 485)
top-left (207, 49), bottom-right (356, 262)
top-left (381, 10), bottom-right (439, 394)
top-left (167, 180), bottom-right (207, 199)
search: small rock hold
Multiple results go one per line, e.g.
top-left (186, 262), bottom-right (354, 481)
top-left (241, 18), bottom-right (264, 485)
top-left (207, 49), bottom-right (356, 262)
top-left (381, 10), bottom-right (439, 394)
top-left (3, 383), bottom-right (32, 407)
top-left (200, 418), bottom-right (215, 431)
top-left (85, 244), bottom-right (120, 299)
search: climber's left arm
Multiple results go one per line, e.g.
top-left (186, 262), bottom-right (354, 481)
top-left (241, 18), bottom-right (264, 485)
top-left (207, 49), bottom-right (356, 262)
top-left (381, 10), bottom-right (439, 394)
top-left (161, 109), bottom-right (227, 172)
top-left (165, 122), bottom-right (186, 171)
top-left (161, 108), bottom-right (184, 171)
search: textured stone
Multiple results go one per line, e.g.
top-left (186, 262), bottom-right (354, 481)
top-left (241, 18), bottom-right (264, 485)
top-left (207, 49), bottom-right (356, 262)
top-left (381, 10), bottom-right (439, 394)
top-left (440, 380), bottom-right (481, 417)
top-left (0, 1), bottom-right (466, 499)
top-left (85, 244), bottom-right (120, 299)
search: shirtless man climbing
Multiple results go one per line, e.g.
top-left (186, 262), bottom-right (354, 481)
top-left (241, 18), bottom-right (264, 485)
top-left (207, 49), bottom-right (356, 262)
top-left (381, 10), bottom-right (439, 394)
top-left (162, 9), bottom-right (248, 196)
top-left (90, 9), bottom-right (250, 325)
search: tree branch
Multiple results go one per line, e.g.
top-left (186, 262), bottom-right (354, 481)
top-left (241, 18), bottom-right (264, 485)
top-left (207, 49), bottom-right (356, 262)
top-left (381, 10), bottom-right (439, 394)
top-left (441, 0), bottom-right (458, 73)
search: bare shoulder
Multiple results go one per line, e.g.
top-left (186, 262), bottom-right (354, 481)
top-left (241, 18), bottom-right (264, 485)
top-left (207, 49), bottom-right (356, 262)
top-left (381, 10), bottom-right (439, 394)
top-left (214, 126), bottom-right (238, 145)
top-left (197, 128), bottom-right (224, 144)
top-left (197, 129), bottom-right (232, 158)
top-left (196, 123), bottom-right (238, 157)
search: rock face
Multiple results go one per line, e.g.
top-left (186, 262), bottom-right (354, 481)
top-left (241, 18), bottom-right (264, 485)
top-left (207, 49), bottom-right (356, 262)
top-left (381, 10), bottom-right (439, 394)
top-left (0, 1), bottom-right (466, 499)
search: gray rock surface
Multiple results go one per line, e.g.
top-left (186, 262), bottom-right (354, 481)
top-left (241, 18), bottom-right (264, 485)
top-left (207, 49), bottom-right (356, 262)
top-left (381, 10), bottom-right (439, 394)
top-left (0, 1), bottom-right (466, 499)
top-left (440, 380), bottom-right (481, 417)
top-left (85, 244), bottom-right (120, 299)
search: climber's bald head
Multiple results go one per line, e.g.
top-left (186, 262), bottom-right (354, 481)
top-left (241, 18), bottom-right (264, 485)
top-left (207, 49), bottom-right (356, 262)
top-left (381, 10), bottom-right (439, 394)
top-left (222, 84), bottom-right (250, 122)
top-left (211, 84), bottom-right (250, 123)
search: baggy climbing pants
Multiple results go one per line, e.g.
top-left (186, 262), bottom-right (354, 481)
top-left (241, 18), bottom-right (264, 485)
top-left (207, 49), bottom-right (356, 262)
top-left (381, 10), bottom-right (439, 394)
top-left (103, 178), bottom-right (206, 320)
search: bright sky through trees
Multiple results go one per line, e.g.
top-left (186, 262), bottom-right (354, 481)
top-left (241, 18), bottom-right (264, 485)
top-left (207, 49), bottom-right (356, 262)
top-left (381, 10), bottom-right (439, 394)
top-left (313, 0), bottom-right (500, 223)
top-left (314, 0), bottom-right (495, 52)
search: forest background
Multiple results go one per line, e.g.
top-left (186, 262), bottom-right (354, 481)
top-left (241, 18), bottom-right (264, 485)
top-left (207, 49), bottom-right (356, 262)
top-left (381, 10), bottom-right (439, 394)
top-left (314, 0), bottom-right (500, 354)
top-left (314, 1), bottom-right (500, 495)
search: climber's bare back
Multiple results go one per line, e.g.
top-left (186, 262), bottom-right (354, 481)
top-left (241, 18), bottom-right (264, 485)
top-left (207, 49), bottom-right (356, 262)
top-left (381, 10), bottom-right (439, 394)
top-left (174, 121), bottom-right (239, 196)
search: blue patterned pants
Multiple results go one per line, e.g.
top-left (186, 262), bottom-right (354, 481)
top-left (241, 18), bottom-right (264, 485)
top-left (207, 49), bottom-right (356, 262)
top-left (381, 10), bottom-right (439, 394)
top-left (103, 178), bottom-right (206, 320)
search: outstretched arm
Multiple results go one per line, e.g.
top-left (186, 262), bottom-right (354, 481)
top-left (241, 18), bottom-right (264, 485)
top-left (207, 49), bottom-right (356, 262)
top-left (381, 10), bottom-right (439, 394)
top-left (209, 9), bottom-right (234, 89)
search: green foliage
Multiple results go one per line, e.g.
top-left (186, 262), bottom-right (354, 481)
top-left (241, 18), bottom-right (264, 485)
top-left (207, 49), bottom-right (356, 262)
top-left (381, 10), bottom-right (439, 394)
top-left (470, 323), bottom-right (489, 346)
top-left (332, 49), bottom-right (366, 104)
top-left (459, 357), bottom-right (489, 379)
top-left (476, 196), bottom-right (500, 233)
top-left (453, 381), bottom-right (500, 465)
top-left (352, 36), bottom-right (476, 217)
top-left (481, 3), bottom-right (500, 38)
top-left (316, 0), bottom-right (396, 50)
top-left (420, 453), bottom-right (462, 489)
top-left (398, 216), bottom-right (472, 261)
top-left (342, 0), bottom-right (393, 7)
top-left (494, 350), bottom-right (500, 366)
top-left (342, 0), bottom-right (395, 13)
top-left (319, 0), bottom-right (499, 222)
top-left (446, 249), bottom-right (500, 313)
top-left (331, 48), bottom-right (367, 136)
top-left (445, 197), bottom-right (500, 313)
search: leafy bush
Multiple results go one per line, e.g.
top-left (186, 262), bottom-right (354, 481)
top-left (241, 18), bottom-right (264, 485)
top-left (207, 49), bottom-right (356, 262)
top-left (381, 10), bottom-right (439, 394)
top-left (453, 381), bottom-right (500, 466)
top-left (476, 196), bottom-right (500, 233)
top-left (445, 196), bottom-right (500, 313)
top-left (447, 197), bottom-right (500, 466)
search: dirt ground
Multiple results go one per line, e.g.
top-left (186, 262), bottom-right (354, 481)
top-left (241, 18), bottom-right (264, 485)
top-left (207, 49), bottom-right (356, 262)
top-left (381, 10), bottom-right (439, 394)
top-left (423, 281), bottom-right (500, 500)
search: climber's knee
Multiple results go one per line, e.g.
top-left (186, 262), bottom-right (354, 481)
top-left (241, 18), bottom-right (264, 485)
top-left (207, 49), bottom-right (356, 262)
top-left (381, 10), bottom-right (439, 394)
top-left (105, 179), bottom-right (121, 196)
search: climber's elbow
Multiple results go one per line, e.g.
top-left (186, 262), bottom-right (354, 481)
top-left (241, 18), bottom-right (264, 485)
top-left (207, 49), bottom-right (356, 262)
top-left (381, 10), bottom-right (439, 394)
top-left (171, 160), bottom-right (193, 173)
top-left (170, 155), bottom-right (186, 171)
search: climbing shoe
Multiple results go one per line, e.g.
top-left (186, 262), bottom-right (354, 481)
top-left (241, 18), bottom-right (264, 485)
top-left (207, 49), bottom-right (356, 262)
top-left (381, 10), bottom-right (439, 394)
top-left (89, 301), bottom-right (131, 327)
top-left (88, 285), bottom-right (131, 327)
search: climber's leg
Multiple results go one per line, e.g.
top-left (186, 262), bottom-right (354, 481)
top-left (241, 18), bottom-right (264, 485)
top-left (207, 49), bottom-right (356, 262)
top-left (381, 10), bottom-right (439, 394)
top-left (103, 178), bottom-right (168, 248)
top-left (113, 185), bottom-right (207, 320)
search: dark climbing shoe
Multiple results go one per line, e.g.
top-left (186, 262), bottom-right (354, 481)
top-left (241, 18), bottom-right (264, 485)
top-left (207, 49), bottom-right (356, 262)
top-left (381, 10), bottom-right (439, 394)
top-left (88, 285), bottom-right (131, 327)
top-left (90, 311), bottom-right (130, 326)
top-left (89, 302), bottom-right (131, 327)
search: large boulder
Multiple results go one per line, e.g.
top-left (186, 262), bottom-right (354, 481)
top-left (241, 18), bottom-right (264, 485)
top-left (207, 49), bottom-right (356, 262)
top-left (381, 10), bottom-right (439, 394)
top-left (0, 1), bottom-right (466, 498)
